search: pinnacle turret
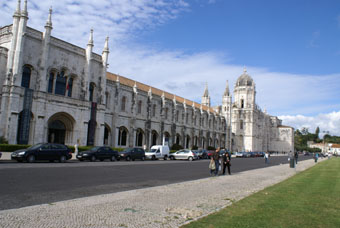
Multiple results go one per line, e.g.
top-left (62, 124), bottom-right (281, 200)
top-left (223, 80), bottom-right (230, 97)
top-left (45, 7), bottom-right (52, 29)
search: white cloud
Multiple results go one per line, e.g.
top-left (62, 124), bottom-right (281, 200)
top-left (279, 111), bottom-right (340, 136)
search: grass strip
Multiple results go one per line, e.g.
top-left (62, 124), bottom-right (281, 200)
top-left (182, 158), bottom-right (340, 228)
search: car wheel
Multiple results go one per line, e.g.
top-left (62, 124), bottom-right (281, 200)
top-left (164, 155), bottom-right (168, 160)
top-left (110, 156), bottom-right (116, 162)
top-left (49, 160), bottom-right (54, 163)
top-left (90, 156), bottom-right (96, 162)
top-left (126, 156), bottom-right (131, 161)
top-left (100, 159), bottom-right (104, 162)
top-left (27, 155), bottom-right (35, 163)
top-left (59, 155), bottom-right (66, 163)
top-left (141, 156), bottom-right (145, 161)
top-left (170, 156), bottom-right (175, 160)
top-left (152, 155), bottom-right (156, 160)
top-left (188, 156), bottom-right (193, 161)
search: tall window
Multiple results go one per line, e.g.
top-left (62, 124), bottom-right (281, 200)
top-left (152, 104), bottom-right (156, 117)
top-left (240, 120), bottom-right (243, 130)
top-left (105, 92), bottom-right (109, 108)
top-left (21, 66), bottom-right (31, 88)
top-left (89, 83), bottom-right (95, 102)
top-left (165, 107), bottom-right (168, 119)
top-left (241, 99), bottom-right (244, 108)
top-left (118, 127), bottom-right (127, 146)
top-left (138, 101), bottom-right (142, 114)
top-left (186, 113), bottom-right (189, 124)
top-left (48, 72), bottom-right (54, 93)
top-left (176, 110), bottom-right (179, 121)
top-left (135, 129), bottom-right (143, 147)
top-left (67, 78), bottom-right (73, 97)
top-left (152, 131), bottom-right (158, 146)
top-left (121, 96), bottom-right (126, 111)
top-left (55, 71), bottom-right (66, 95)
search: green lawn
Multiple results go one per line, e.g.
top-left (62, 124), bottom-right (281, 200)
top-left (182, 158), bottom-right (340, 228)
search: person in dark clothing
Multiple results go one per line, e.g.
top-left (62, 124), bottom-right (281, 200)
top-left (294, 151), bottom-right (299, 164)
top-left (222, 152), bottom-right (231, 175)
top-left (212, 148), bottom-right (220, 176)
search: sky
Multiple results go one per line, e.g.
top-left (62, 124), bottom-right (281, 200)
top-left (1, 0), bottom-right (340, 136)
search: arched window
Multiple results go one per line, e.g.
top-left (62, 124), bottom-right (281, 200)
top-left (21, 66), bottom-right (31, 88)
top-left (135, 129), bottom-right (143, 147)
top-left (89, 82), bottom-right (95, 102)
top-left (48, 72), bottom-right (54, 93)
top-left (241, 99), bottom-right (244, 108)
top-left (55, 71), bottom-right (66, 95)
top-left (152, 131), bottom-right (158, 146)
top-left (105, 92), bottom-right (109, 108)
top-left (152, 104), bottom-right (156, 117)
top-left (186, 135), bottom-right (190, 149)
top-left (176, 134), bottom-right (180, 145)
top-left (118, 127), bottom-right (128, 146)
top-left (67, 78), bottom-right (73, 97)
top-left (121, 96), bottom-right (126, 111)
top-left (165, 107), bottom-right (168, 119)
top-left (138, 101), bottom-right (142, 114)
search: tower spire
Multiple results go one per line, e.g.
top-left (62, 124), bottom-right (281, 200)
top-left (224, 80), bottom-right (230, 96)
top-left (203, 82), bottom-right (209, 97)
top-left (103, 36), bottom-right (109, 53)
top-left (45, 6), bottom-right (52, 29)
top-left (22, 0), bottom-right (28, 17)
top-left (88, 29), bottom-right (94, 46)
top-left (14, 0), bottom-right (21, 16)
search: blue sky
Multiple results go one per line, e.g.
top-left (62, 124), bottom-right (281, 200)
top-left (1, 0), bottom-right (340, 135)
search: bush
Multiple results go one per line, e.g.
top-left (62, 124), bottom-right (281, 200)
top-left (207, 146), bottom-right (216, 151)
top-left (191, 145), bottom-right (198, 150)
top-left (0, 136), bottom-right (8, 144)
top-left (67, 145), bottom-right (126, 153)
top-left (0, 144), bottom-right (30, 152)
top-left (171, 144), bottom-right (183, 151)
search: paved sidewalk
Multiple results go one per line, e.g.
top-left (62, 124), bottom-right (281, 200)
top-left (0, 159), bottom-right (323, 228)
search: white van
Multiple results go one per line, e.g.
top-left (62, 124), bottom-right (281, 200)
top-left (145, 145), bottom-right (170, 160)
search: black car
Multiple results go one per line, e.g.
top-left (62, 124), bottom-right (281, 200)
top-left (119, 147), bottom-right (145, 161)
top-left (76, 146), bottom-right (119, 162)
top-left (11, 143), bottom-right (72, 163)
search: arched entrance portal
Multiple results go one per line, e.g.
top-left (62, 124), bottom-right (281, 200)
top-left (48, 120), bottom-right (66, 144)
top-left (47, 112), bottom-right (75, 145)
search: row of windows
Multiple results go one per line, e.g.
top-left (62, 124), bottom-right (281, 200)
top-left (117, 127), bottom-right (224, 148)
top-left (120, 96), bottom-right (225, 129)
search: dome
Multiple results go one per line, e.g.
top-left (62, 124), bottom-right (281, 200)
top-left (236, 68), bottom-right (254, 87)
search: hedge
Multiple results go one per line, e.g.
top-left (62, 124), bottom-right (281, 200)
top-left (0, 144), bottom-right (31, 152)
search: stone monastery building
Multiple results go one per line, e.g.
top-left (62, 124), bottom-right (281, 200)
top-left (0, 1), bottom-right (294, 152)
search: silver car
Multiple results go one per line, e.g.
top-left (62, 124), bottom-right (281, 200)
top-left (169, 149), bottom-right (198, 161)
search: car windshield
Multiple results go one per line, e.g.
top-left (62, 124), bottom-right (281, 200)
top-left (150, 149), bottom-right (157, 152)
top-left (28, 143), bottom-right (44, 150)
top-left (89, 146), bottom-right (101, 152)
top-left (122, 148), bottom-right (133, 153)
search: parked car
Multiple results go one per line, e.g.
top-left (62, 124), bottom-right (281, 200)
top-left (11, 143), bottom-right (72, 163)
top-left (169, 149), bottom-right (198, 161)
top-left (258, 152), bottom-right (265, 157)
top-left (235, 152), bottom-right (245, 158)
top-left (76, 146), bottom-right (119, 162)
top-left (195, 149), bottom-right (208, 159)
top-left (119, 147), bottom-right (145, 161)
top-left (145, 145), bottom-right (170, 160)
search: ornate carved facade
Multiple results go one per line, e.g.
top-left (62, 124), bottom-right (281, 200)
top-left (0, 1), bottom-right (293, 152)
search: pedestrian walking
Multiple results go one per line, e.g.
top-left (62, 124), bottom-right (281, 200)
top-left (212, 148), bottom-right (220, 176)
top-left (294, 151), bottom-right (299, 164)
top-left (222, 152), bottom-right (231, 175)
top-left (264, 152), bottom-right (269, 164)
top-left (314, 153), bottom-right (319, 163)
top-left (74, 140), bottom-right (79, 156)
top-left (209, 158), bottom-right (216, 175)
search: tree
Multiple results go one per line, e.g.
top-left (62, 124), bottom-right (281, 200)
top-left (315, 126), bottom-right (320, 139)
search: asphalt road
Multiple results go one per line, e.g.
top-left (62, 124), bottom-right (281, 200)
top-left (0, 156), bottom-right (312, 211)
